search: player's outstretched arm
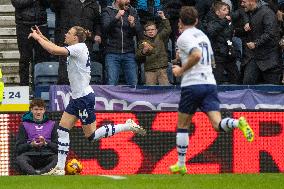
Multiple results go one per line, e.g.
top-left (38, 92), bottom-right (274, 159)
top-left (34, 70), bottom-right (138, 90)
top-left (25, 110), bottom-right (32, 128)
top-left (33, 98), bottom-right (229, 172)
top-left (28, 29), bottom-right (68, 56)
top-left (34, 25), bottom-right (50, 42)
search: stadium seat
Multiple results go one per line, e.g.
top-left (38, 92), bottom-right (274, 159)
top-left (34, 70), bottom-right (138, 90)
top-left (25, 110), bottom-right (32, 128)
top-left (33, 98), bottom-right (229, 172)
top-left (90, 61), bottom-right (103, 84)
top-left (34, 62), bottom-right (59, 87)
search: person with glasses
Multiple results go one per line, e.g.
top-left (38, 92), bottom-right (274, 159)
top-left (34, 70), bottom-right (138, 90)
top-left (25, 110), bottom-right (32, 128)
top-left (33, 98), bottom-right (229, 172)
top-left (136, 10), bottom-right (172, 85)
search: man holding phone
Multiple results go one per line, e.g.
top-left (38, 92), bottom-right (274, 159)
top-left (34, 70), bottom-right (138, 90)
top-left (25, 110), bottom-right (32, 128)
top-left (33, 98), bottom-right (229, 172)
top-left (15, 99), bottom-right (58, 175)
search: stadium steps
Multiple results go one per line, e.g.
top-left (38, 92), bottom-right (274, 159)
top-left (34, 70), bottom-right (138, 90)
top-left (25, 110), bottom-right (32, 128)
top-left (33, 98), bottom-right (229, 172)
top-left (0, 38), bottom-right (18, 51)
top-left (0, 2), bottom-right (20, 85)
top-left (0, 60), bottom-right (20, 85)
top-left (0, 0), bottom-right (12, 5)
top-left (0, 16), bottom-right (15, 27)
top-left (0, 50), bottom-right (19, 59)
top-left (0, 62), bottom-right (19, 74)
top-left (0, 4), bottom-right (14, 14)
top-left (2, 73), bottom-right (20, 85)
top-left (0, 27), bottom-right (16, 36)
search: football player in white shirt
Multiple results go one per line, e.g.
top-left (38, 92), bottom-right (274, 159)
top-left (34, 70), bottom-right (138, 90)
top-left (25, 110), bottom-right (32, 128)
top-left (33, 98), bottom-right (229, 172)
top-left (169, 7), bottom-right (254, 175)
top-left (29, 26), bottom-right (146, 175)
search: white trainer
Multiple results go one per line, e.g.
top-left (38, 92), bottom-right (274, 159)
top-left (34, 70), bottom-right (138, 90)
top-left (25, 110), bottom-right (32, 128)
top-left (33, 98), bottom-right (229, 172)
top-left (42, 166), bottom-right (65, 176)
top-left (126, 119), bottom-right (146, 136)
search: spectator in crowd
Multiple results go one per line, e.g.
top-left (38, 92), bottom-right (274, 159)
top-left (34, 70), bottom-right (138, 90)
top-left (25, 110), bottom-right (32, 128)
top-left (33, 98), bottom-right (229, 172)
top-left (49, 0), bottom-right (101, 85)
top-left (205, 1), bottom-right (240, 84)
top-left (98, 0), bottom-right (113, 9)
top-left (15, 99), bottom-right (58, 175)
top-left (163, 0), bottom-right (195, 59)
top-left (136, 11), bottom-right (171, 85)
top-left (263, 0), bottom-right (279, 13)
top-left (277, 0), bottom-right (284, 84)
top-left (277, 0), bottom-right (284, 21)
top-left (241, 0), bottom-right (282, 84)
top-left (195, 0), bottom-right (215, 21)
top-left (11, 0), bottom-right (50, 86)
top-left (137, 0), bottom-right (161, 12)
top-left (223, 0), bottom-right (233, 10)
top-left (102, 0), bottom-right (142, 85)
top-left (135, 0), bottom-right (161, 25)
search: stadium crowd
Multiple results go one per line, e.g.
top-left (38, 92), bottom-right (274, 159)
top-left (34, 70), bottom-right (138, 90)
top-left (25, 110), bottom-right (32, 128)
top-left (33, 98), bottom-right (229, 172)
top-left (11, 0), bottom-right (284, 86)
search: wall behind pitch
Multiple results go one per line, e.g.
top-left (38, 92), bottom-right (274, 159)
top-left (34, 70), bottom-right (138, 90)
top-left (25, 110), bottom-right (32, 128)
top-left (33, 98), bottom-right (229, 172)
top-left (2, 112), bottom-right (284, 175)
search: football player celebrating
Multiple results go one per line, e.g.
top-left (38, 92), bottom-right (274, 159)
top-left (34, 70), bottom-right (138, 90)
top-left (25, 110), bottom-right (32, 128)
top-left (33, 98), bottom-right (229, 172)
top-left (29, 25), bottom-right (146, 175)
top-left (169, 6), bottom-right (254, 175)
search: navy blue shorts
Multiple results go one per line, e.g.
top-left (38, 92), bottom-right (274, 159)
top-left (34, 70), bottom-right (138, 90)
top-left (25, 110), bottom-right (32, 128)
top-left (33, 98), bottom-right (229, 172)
top-left (65, 92), bottom-right (96, 125)
top-left (178, 85), bottom-right (220, 114)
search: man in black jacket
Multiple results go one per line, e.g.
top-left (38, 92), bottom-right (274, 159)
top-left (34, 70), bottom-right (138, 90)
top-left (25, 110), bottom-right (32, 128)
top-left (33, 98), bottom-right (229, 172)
top-left (241, 0), bottom-right (282, 84)
top-left (205, 1), bottom-right (240, 84)
top-left (11, 0), bottom-right (50, 86)
top-left (15, 99), bottom-right (58, 175)
top-left (102, 0), bottom-right (142, 85)
top-left (49, 0), bottom-right (101, 84)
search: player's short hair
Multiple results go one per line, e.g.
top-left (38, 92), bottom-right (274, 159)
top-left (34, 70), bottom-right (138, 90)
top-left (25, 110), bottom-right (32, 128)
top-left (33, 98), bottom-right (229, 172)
top-left (144, 21), bottom-right (156, 30)
top-left (30, 99), bottom-right (46, 109)
top-left (72, 26), bottom-right (87, 43)
top-left (212, 1), bottom-right (230, 13)
top-left (179, 6), bottom-right (198, 26)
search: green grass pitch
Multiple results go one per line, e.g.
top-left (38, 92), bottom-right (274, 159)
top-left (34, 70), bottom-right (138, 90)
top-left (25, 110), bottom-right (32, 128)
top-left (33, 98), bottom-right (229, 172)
top-left (0, 174), bottom-right (282, 189)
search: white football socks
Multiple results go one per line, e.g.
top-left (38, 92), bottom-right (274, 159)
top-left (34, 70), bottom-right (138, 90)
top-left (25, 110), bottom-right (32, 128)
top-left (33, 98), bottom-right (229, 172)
top-left (220, 118), bottom-right (239, 132)
top-left (57, 126), bottom-right (70, 170)
top-left (176, 129), bottom-right (189, 167)
top-left (93, 123), bottom-right (131, 141)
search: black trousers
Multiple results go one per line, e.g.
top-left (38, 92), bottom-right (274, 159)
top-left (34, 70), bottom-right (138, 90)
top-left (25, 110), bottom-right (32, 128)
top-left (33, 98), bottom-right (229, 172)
top-left (242, 59), bottom-right (282, 85)
top-left (16, 24), bottom-right (50, 86)
top-left (57, 55), bottom-right (69, 85)
top-left (15, 154), bottom-right (57, 175)
top-left (213, 60), bottom-right (240, 84)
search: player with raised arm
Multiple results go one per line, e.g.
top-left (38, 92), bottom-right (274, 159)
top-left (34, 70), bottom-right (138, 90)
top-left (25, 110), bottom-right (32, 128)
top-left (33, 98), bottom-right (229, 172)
top-left (169, 6), bottom-right (254, 175)
top-left (28, 25), bottom-right (146, 175)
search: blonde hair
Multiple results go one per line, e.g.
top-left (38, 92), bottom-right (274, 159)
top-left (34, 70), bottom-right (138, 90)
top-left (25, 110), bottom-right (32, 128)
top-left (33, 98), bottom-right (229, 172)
top-left (72, 26), bottom-right (87, 43)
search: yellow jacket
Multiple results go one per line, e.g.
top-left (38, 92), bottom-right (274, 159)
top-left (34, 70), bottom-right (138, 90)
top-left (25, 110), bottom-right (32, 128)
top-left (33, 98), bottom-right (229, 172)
top-left (0, 68), bottom-right (4, 103)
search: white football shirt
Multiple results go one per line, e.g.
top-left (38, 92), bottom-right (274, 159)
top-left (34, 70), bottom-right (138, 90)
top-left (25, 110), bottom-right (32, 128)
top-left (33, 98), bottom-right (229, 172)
top-left (65, 43), bottom-right (94, 99)
top-left (176, 27), bottom-right (216, 87)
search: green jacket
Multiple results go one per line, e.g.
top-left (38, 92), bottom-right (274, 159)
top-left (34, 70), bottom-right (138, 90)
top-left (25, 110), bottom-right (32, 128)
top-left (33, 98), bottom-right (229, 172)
top-left (136, 19), bottom-right (171, 72)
